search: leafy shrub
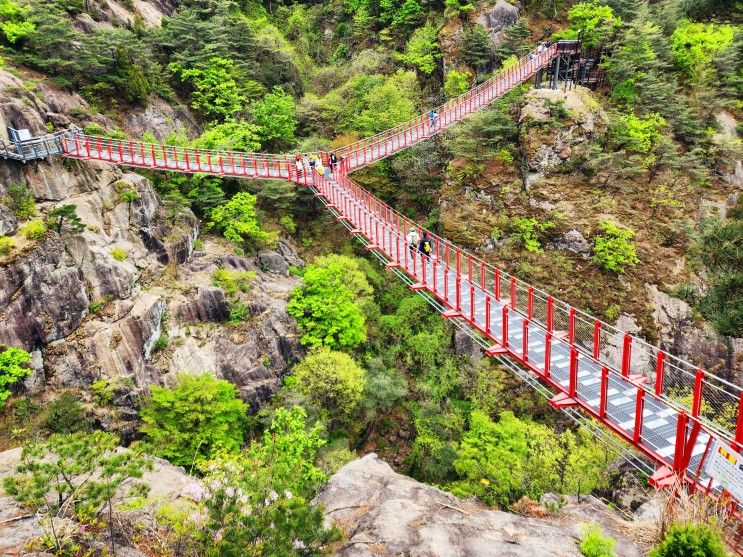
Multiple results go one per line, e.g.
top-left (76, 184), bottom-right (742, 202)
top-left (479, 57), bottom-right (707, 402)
top-left (170, 57), bottom-right (247, 121)
top-left (0, 0), bottom-right (35, 44)
top-left (579, 523), bottom-right (616, 557)
top-left (43, 392), bottom-right (90, 434)
top-left (554, 1), bottom-right (621, 49)
top-left (110, 247), bottom-right (127, 261)
top-left (119, 189), bottom-right (139, 203)
top-left (140, 373), bottom-right (248, 468)
top-left (20, 219), bottom-right (46, 239)
top-left (512, 217), bottom-right (554, 253)
top-left (6, 183), bottom-right (35, 219)
top-left (287, 254), bottom-right (372, 351)
top-left (152, 334), bottom-right (168, 353)
top-left (0, 236), bottom-right (14, 256)
top-left (193, 238), bottom-right (204, 250)
top-left (0, 345), bottom-right (31, 410)
top-left (604, 304), bottom-right (621, 321)
top-left (228, 301), bottom-right (249, 323)
top-left (279, 215), bottom-right (296, 234)
top-left (208, 192), bottom-right (269, 247)
top-left (292, 348), bottom-right (366, 422)
top-left (649, 523), bottom-right (726, 557)
top-left (444, 69), bottom-right (471, 99)
top-left (212, 267), bottom-right (256, 297)
top-left (83, 122), bottom-right (106, 135)
top-left (592, 221), bottom-right (639, 273)
top-left (91, 379), bottom-right (115, 406)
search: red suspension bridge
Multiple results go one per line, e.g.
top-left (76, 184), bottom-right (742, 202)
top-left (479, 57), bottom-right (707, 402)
top-left (8, 41), bottom-right (743, 520)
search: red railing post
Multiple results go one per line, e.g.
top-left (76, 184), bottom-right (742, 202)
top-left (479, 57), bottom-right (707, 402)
top-left (480, 261), bottom-right (485, 289)
top-left (527, 286), bottom-right (534, 319)
top-left (502, 305), bottom-right (509, 348)
top-left (510, 278), bottom-right (516, 309)
top-left (673, 411), bottom-right (688, 474)
top-left (456, 273), bottom-right (461, 312)
top-left (593, 320), bottom-right (601, 360)
top-left (621, 334), bottom-right (632, 377)
top-left (692, 370), bottom-right (704, 418)
top-left (469, 286), bottom-right (475, 322)
top-left (735, 393), bottom-right (743, 451)
top-left (568, 307), bottom-right (576, 345)
top-left (494, 269), bottom-right (501, 300)
top-left (547, 296), bottom-right (554, 332)
top-left (522, 319), bottom-right (529, 362)
top-left (655, 352), bottom-right (666, 396)
top-left (599, 366), bottom-right (609, 419)
top-left (544, 331), bottom-right (552, 378)
top-left (485, 296), bottom-right (491, 335)
top-left (634, 388), bottom-right (645, 443)
top-left (569, 347), bottom-right (578, 398)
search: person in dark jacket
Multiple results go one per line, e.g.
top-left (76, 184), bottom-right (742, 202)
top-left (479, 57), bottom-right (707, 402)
top-left (418, 231), bottom-right (432, 257)
top-left (329, 152), bottom-right (338, 173)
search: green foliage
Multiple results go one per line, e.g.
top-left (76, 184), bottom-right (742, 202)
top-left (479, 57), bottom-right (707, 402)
top-left (279, 215), bottom-right (296, 233)
top-left (0, 0), bottom-right (35, 43)
top-left (362, 357), bottom-right (408, 420)
top-left (0, 236), bottom-right (14, 256)
top-left (494, 18), bottom-right (531, 64)
top-left (449, 411), bottom-right (612, 507)
top-left (3, 431), bottom-right (151, 554)
top-left (398, 23), bottom-right (441, 75)
top-left (580, 524), bottom-right (617, 557)
top-left (152, 334), bottom-right (169, 353)
top-left (649, 523), bottom-right (727, 557)
top-left (171, 57), bottom-right (247, 121)
top-left (194, 120), bottom-right (262, 153)
top-left (195, 407), bottom-right (338, 553)
top-left (250, 87), bottom-right (297, 150)
top-left (47, 204), bottom-right (84, 235)
top-left (444, 69), bottom-right (471, 99)
top-left (512, 217), bottom-right (554, 253)
top-left (20, 218), bottom-right (46, 239)
top-left (120, 188), bottom-right (140, 203)
top-left (110, 247), bottom-right (127, 261)
top-left (228, 301), bottom-right (249, 323)
top-left (353, 70), bottom-right (418, 135)
top-left (292, 348), bottom-right (366, 422)
top-left (556, 1), bottom-right (621, 49)
top-left (460, 24), bottom-right (493, 72)
top-left (671, 20), bottom-right (735, 80)
top-left (91, 379), bottom-right (115, 406)
top-left (116, 46), bottom-right (149, 105)
top-left (43, 392), bottom-right (90, 434)
top-left (208, 192), bottom-right (268, 247)
top-left (287, 254), bottom-right (372, 351)
top-left (612, 112), bottom-right (666, 153)
top-left (592, 220), bottom-right (639, 273)
top-left (212, 266), bottom-right (256, 297)
top-left (445, 101), bottom-right (518, 162)
top-left (140, 373), bottom-right (248, 469)
top-left (0, 345), bottom-right (31, 409)
top-left (695, 218), bottom-right (743, 336)
top-left (6, 183), bottom-right (35, 219)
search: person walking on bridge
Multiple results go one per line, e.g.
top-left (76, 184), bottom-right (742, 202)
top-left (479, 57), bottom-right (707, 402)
top-left (407, 227), bottom-right (420, 257)
top-left (419, 230), bottom-right (432, 257)
top-left (295, 155), bottom-right (303, 177)
top-left (329, 152), bottom-right (338, 174)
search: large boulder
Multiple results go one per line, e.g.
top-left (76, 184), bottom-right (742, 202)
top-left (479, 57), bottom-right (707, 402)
top-left (317, 454), bottom-right (645, 557)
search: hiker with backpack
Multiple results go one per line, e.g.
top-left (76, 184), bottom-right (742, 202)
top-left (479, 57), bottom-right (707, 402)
top-left (418, 231), bottom-right (432, 257)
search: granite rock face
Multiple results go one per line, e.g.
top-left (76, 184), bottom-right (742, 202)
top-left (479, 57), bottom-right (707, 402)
top-left (316, 454), bottom-right (646, 557)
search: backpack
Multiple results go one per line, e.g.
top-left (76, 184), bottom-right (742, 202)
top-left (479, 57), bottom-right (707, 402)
top-left (423, 239), bottom-right (431, 254)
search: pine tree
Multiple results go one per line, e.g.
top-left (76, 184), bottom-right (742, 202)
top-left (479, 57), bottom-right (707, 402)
top-left (460, 24), bottom-right (493, 74)
top-left (494, 19), bottom-right (530, 64)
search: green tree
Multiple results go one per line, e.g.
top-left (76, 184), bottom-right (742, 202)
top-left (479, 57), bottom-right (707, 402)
top-left (140, 373), bottom-right (248, 469)
top-left (494, 18), bottom-right (531, 64)
top-left (0, 0), bottom-right (35, 43)
top-left (398, 23), bottom-right (441, 75)
top-left (445, 102), bottom-right (518, 162)
top-left (3, 431), bottom-right (150, 555)
top-left (6, 183), bottom-right (35, 219)
top-left (592, 220), bottom-right (639, 273)
top-left (649, 523), bottom-right (727, 557)
top-left (194, 407), bottom-right (338, 554)
top-left (171, 57), bottom-right (247, 121)
top-left (392, 0), bottom-right (423, 33)
top-left (47, 204), bottom-right (84, 235)
top-left (0, 345), bottom-right (31, 410)
top-left (679, 0), bottom-right (742, 24)
top-left (116, 46), bottom-right (149, 105)
top-left (193, 120), bottom-right (262, 152)
top-left (460, 24), bottom-right (493, 74)
top-left (670, 20), bottom-right (735, 81)
top-left (696, 218), bottom-right (743, 336)
top-left (580, 524), bottom-right (617, 557)
top-left (556, 1), bottom-right (621, 49)
top-left (287, 254), bottom-right (372, 351)
top-left (444, 69), bottom-right (471, 98)
top-left (250, 87), bottom-right (297, 151)
top-left (292, 348), bottom-right (366, 422)
top-left (208, 192), bottom-right (269, 247)
top-left (353, 70), bottom-right (418, 135)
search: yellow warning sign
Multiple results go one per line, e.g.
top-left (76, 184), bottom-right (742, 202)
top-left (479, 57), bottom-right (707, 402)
top-left (706, 440), bottom-right (743, 502)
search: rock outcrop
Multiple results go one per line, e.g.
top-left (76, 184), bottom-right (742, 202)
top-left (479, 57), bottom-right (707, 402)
top-left (316, 454), bottom-right (646, 557)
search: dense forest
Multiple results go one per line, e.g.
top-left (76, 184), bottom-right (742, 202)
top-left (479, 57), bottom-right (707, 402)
top-left (0, 0), bottom-right (741, 554)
